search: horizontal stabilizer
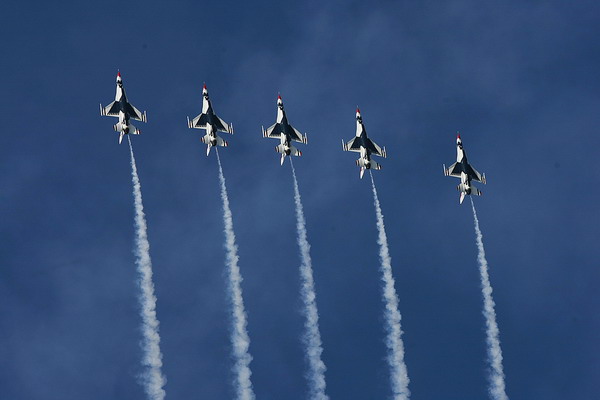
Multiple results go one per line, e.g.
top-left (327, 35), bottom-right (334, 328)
top-left (216, 136), bottom-right (228, 147)
top-left (457, 184), bottom-right (482, 204)
top-left (130, 123), bottom-right (140, 135)
top-left (356, 158), bottom-right (381, 170)
top-left (202, 134), bottom-right (228, 148)
top-left (276, 144), bottom-right (302, 157)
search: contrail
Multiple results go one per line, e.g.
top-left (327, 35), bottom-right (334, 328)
top-left (290, 159), bottom-right (329, 400)
top-left (215, 149), bottom-right (255, 400)
top-left (369, 171), bottom-right (410, 400)
top-left (127, 136), bottom-right (167, 400)
top-left (470, 198), bottom-right (508, 400)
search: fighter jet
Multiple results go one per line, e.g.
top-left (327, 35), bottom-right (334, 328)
top-left (341, 108), bottom-right (387, 179)
top-left (187, 84), bottom-right (234, 156)
top-left (262, 94), bottom-right (308, 165)
top-left (443, 133), bottom-right (487, 204)
top-left (100, 71), bottom-right (147, 144)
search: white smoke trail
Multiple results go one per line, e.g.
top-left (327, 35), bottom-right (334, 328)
top-left (127, 137), bottom-right (167, 400)
top-left (369, 172), bottom-right (410, 400)
top-left (215, 149), bottom-right (255, 400)
top-left (290, 159), bottom-right (329, 400)
top-left (470, 198), bottom-right (508, 400)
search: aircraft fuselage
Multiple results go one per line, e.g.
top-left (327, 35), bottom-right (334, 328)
top-left (355, 123), bottom-right (374, 167)
top-left (114, 82), bottom-right (135, 133)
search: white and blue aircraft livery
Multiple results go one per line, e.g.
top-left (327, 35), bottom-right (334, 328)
top-left (100, 71), bottom-right (147, 144)
top-left (262, 94), bottom-right (308, 165)
top-left (341, 108), bottom-right (387, 179)
top-left (187, 84), bottom-right (234, 156)
top-left (443, 133), bottom-right (487, 204)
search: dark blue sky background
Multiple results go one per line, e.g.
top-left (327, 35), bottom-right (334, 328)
top-left (1, 1), bottom-right (599, 399)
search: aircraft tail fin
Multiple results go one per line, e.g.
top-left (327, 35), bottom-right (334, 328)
top-left (201, 135), bottom-right (228, 147)
top-left (202, 134), bottom-right (227, 156)
top-left (115, 123), bottom-right (140, 144)
top-left (355, 157), bottom-right (382, 171)
top-left (275, 144), bottom-right (302, 156)
top-left (457, 185), bottom-right (482, 204)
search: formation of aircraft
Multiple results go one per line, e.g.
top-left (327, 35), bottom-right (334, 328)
top-left (100, 73), bottom-right (488, 203)
top-left (100, 72), bottom-right (147, 144)
top-left (187, 84), bottom-right (234, 156)
top-left (341, 108), bottom-right (387, 179)
top-left (261, 95), bottom-right (308, 165)
top-left (443, 134), bottom-right (486, 204)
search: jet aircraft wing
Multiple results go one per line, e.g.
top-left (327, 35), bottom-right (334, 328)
top-left (365, 138), bottom-right (386, 157)
top-left (189, 113), bottom-right (209, 129)
top-left (444, 162), bottom-right (462, 177)
top-left (466, 164), bottom-right (486, 183)
top-left (101, 101), bottom-right (120, 117)
top-left (343, 137), bottom-right (362, 152)
top-left (126, 103), bottom-right (147, 122)
top-left (290, 126), bottom-right (307, 144)
top-left (264, 122), bottom-right (283, 138)
top-left (215, 116), bottom-right (233, 134)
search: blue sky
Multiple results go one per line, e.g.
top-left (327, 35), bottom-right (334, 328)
top-left (1, 0), bottom-right (599, 399)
